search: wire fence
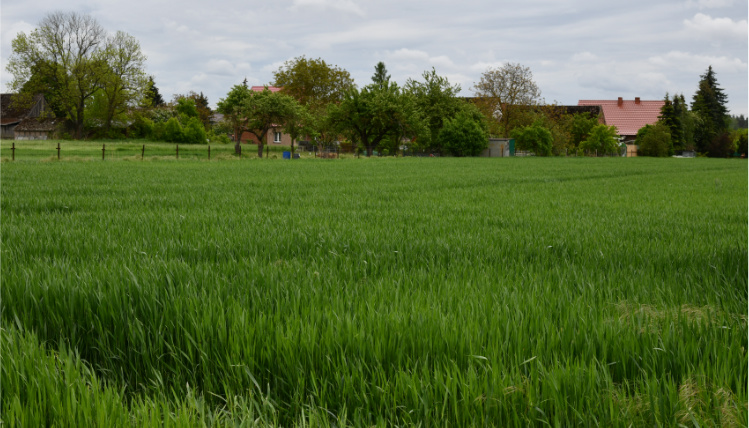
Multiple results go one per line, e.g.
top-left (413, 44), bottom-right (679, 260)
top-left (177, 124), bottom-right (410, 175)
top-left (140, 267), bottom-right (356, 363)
top-left (0, 141), bottom-right (322, 162)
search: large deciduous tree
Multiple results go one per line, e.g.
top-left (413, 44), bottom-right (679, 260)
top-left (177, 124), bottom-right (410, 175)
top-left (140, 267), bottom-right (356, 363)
top-left (271, 56), bottom-right (355, 109)
top-left (405, 68), bottom-right (463, 152)
top-left (329, 82), bottom-right (420, 157)
top-left (7, 12), bottom-right (148, 139)
top-left (96, 31), bottom-right (147, 133)
top-left (473, 63), bottom-right (542, 138)
top-left (216, 83), bottom-right (251, 154)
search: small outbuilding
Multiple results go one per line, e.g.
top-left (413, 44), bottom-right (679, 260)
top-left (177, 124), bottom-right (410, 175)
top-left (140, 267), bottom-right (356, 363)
top-left (14, 117), bottom-right (61, 140)
top-left (1, 94), bottom-right (57, 140)
top-left (482, 138), bottom-right (513, 157)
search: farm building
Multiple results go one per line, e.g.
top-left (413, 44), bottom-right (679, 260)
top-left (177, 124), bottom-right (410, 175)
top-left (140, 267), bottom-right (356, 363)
top-left (578, 97), bottom-right (665, 156)
top-left (1, 94), bottom-right (58, 140)
top-left (14, 117), bottom-right (61, 140)
top-left (482, 138), bottom-right (513, 157)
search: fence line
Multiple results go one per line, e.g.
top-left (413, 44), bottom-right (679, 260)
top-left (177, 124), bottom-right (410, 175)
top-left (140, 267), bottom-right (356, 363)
top-left (1, 143), bottom-right (326, 162)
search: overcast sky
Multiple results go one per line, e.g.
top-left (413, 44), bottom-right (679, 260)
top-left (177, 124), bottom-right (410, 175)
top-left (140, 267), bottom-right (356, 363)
top-left (2, 0), bottom-right (747, 115)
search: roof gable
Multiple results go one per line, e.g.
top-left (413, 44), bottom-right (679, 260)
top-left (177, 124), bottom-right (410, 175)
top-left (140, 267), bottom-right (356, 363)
top-left (578, 98), bottom-right (664, 136)
top-left (1, 94), bottom-right (47, 125)
top-left (250, 86), bottom-right (282, 93)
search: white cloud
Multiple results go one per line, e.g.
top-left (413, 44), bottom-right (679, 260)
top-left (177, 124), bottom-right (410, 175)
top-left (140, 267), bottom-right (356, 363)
top-left (684, 13), bottom-right (748, 38)
top-left (468, 61), bottom-right (509, 73)
top-left (687, 0), bottom-right (736, 9)
top-left (288, 0), bottom-right (365, 16)
top-left (204, 59), bottom-right (253, 77)
top-left (649, 51), bottom-right (747, 73)
top-left (262, 60), bottom-right (289, 74)
top-left (571, 52), bottom-right (599, 63)
top-left (387, 48), bottom-right (430, 62)
top-left (429, 55), bottom-right (455, 69)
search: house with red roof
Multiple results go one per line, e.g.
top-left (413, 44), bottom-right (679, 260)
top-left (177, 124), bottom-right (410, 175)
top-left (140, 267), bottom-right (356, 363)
top-left (578, 97), bottom-right (665, 147)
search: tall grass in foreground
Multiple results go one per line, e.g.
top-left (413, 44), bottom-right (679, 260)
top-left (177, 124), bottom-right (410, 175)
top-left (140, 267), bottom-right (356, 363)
top-left (2, 158), bottom-right (747, 426)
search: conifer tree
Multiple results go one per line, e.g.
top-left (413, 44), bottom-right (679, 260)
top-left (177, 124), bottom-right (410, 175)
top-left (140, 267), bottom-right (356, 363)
top-left (659, 93), bottom-right (682, 151)
top-left (372, 62), bottom-right (390, 88)
top-left (691, 66), bottom-right (729, 153)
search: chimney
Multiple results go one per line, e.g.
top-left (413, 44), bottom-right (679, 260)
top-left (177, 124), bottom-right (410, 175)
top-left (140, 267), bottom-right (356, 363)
top-left (635, 97), bottom-right (641, 104)
top-left (617, 97), bottom-right (623, 107)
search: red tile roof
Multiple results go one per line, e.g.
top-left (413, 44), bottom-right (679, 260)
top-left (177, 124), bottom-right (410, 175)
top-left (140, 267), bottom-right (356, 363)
top-left (250, 86), bottom-right (282, 93)
top-left (578, 98), bottom-right (664, 136)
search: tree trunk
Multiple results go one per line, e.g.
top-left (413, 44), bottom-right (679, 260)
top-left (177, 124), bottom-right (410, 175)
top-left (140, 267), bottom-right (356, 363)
top-left (258, 142), bottom-right (264, 158)
top-left (76, 102), bottom-right (85, 139)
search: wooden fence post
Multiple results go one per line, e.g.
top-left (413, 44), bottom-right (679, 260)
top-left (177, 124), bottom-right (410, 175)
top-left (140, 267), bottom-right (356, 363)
top-left (11, 142), bottom-right (15, 161)
top-left (176, 144), bottom-right (179, 159)
top-left (57, 142), bottom-right (60, 160)
top-left (141, 144), bottom-right (145, 160)
top-left (102, 144), bottom-right (106, 160)
top-left (208, 145), bottom-right (211, 160)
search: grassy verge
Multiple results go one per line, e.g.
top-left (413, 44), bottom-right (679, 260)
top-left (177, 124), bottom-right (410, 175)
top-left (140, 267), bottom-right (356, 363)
top-left (0, 139), bottom-right (348, 161)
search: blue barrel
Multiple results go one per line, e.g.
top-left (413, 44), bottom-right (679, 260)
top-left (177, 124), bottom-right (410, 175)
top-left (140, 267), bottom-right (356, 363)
top-left (283, 151), bottom-right (291, 159)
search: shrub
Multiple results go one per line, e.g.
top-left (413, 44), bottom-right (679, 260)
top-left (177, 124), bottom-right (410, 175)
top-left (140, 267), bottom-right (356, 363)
top-left (580, 124), bottom-right (620, 155)
top-left (207, 131), bottom-right (231, 145)
top-left (735, 130), bottom-right (748, 156)
top-left (706, 132), bottom-right (735, 158)
top-left (438, 111), bottom-right (488, 157)
top-left (129, 116), bottom-right (155, 139)
top-left (636, 123), bottom-right (672, 157)
top-left (164, 117), bottom-right (184, 143)
top-left (511, 122), bottom-right (553, 156)
top-left (183, 117), bottom-right (207, 144)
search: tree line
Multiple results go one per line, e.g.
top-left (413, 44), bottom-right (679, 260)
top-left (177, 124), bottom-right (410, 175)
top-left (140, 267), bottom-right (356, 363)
top-left (7, 12), bottom-right (745, 158)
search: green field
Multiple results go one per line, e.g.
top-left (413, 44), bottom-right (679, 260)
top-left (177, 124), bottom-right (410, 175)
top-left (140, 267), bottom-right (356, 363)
top-left (1, 155), bottom-right (746, 426)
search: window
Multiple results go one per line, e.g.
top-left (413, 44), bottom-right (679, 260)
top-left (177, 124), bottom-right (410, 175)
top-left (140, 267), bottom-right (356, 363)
top-left (273, 132), bottom-right (282, 143)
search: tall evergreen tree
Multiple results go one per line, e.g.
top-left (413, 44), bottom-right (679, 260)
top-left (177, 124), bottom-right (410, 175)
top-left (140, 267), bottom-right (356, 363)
top-left (691, 66), bottom-right (729, 153)
top-left (371, 62), bottom-right (390, 88)
top-left (658, 93), bottom-right (683, 151)
top-left (144, 76), bottom-right (164, 107)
